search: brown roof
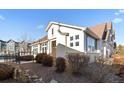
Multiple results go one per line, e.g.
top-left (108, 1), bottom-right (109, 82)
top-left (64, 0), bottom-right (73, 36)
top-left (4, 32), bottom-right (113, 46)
top-left (38, 36), bottom-right (48, 42)
top-left (88, 22), bottom-right (112, 39)
top-left (32, 36), bottom-right (48, 44)
top-left (106, 22), bottom-right (112, 30)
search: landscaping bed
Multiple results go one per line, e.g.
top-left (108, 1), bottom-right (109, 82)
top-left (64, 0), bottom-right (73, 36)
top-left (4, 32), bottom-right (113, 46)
top-left (0, 62), bottom-right (92, 83)
top-left (2, 53), bottom-right (124, 83)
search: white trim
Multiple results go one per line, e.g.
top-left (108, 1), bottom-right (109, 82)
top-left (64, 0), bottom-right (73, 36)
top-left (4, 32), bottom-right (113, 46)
top-left (45, 21), bottom-right (86, 32)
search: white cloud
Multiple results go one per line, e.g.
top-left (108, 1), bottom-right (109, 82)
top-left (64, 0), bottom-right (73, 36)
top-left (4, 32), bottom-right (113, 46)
top-left (0, 15), bottom-right (5, 21)
top-left (119, 9), bottom-right (124, 13)
top-left (114, 9), bottom-right (124, 16)
top-left (37, 25), bottom-right (44, 29)
top-left (113, 18), bottom-right (123, 23)
top-left (114, 12), bottom-right (119, 16)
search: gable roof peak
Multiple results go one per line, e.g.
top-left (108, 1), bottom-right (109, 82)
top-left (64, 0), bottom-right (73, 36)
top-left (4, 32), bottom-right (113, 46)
top-left (88, 22), bottom-right (113, 39)
top-left (106, 21), bottom-right (112, 30)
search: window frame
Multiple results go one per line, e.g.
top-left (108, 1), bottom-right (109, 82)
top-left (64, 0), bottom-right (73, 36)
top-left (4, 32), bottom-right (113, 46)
top-left (86, 34), bottom-right (97, 52)
top-left (75, 35), bottom-right (79, 40)
top-left (70, 36), bottom-right (73, 41)
top-left (52, 28), bottom-right (54, 35)
top-left (70, 42), bottom-right (73, 47)
top-left (75, 41), bottom-right (79, 46)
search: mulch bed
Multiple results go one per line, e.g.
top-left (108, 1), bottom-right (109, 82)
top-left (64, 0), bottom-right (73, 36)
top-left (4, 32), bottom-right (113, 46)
top-left (0, 62), bottom-right (93, 83)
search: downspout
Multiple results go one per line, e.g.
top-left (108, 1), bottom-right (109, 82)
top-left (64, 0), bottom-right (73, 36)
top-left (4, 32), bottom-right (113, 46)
top-left (49, 39), bottom-right (50, 55)
top-left (58, 23), bottom-right (69, 56)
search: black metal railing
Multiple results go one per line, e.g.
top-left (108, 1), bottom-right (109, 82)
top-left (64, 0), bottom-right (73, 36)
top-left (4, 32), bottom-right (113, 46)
top-left (0, 52), bottom-right (34, 64)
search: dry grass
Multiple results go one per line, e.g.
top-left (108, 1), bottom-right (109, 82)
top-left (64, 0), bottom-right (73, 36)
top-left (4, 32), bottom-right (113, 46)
top-left (0, 62), bottom-right (92, 83)
top-left (0, 63), bottom-right (14, 80)
top-left (112, 54), bottom-right (124, 65)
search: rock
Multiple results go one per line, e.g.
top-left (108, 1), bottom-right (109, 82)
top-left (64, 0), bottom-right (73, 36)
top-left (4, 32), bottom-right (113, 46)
top-left (31, 75), bottom-right (38, 79)
top-left (25, 69), bottom-right (30, 73)
top-left (50, 79), bottom-right (58, 83)
top-left (13, 68), bottom-right (19, 79)
top-left (36, 80), bottom-right (45, 83)
top-left (32, 77), bottom-right (44, 83)
top-left (33, 79), bottom-right (39, 82)
top-left (39, 77), bottom-right (43, 81)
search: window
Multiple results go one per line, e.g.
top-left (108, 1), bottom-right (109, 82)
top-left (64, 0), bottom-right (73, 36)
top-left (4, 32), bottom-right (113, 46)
top-left (42, 47), bottom-right (44, 53)
top-left (45, 47), bottom-right (47, 50)
top-left (52, 28), bottom-right (54, 35)
top-left (45, 47), bottom-right (47, 53)
top-left (75, 35), bottom-right (79, 40)
top-left (75, 42), bottom-right (79, 46)
top-left (40, 44), bottom-right (42, 51)
top-left (70, 36), bottom-right (73, 41)
top-left (86, 35), bottom-right (97, 52)
top-left (70, 43), bottom-right (73, 47)
top-left (41, 43), bottom-right (47, 53)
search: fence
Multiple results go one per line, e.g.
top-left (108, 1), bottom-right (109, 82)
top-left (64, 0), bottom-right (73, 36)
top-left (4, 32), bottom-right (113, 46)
top-left (0, 53), bottom-right (34, 64)
top-left (0, 55), bottom-right (16, 63)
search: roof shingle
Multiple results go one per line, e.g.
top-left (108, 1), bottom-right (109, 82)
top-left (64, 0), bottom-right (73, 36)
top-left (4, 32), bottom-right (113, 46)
top-left (88, 22), bottom-right (112, 39)
top-left (32, 36), bottom-right (48, 44)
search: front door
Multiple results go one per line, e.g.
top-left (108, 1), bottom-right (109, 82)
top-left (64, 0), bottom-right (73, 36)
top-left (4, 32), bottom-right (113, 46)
top-left (51, 40), bottom-right (56, 57)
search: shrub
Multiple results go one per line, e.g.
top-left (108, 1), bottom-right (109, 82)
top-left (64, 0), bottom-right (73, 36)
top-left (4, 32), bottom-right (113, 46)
top-left (84, 54), bottom-right (90, 63)
top-left (23, 55), bottom-right (34, 61)
top-left (0, 64), bottom-right (14, 80)
top-left (35, 53), bottom-right (53, 67)
top-left (42, 55), bottom-right (53, 67)
top-left (55, 57), bottom-right (66, 73)
top-left (16, 55), bottom-right (34, 61)
top-left (35, 53), bottom-right (47, 63)
top-left (90, 56), bottom-right (114, 82)
top-left (67, 53), bottom-right (89, 75)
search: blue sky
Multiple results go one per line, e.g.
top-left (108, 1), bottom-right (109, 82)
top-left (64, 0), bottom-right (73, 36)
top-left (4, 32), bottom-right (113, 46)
top-left (0, 9), bottom-right (123, 45)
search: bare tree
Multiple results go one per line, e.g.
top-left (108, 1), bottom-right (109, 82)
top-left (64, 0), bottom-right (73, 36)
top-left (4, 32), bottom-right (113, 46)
top-left (17, 32), bottom-right (32, 55)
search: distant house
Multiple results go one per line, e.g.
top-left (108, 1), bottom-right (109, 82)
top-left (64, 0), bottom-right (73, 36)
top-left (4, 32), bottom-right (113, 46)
top-left (19, 41), bottom-right (31, 55)
top-left (31, 36), bottom-right (48, 56)
top-left (31, 21), bottom-right (116, 60)
top-left (0, 39), bottom-right (32, 55)
top-left (6, 39), bottom-right (19, 54)
top-left (0, 40), bottom-right (6, 55)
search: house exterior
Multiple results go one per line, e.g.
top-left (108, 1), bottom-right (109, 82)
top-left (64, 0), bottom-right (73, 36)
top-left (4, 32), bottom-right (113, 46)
top-left (0, 39), bottom-right (32, 56)
top-left (31, 36), bottom-right (48, 56)
top-left (6, 39), bottom-right (19, 54)
top-left (0, 40), bottom-right (6, 55)
top-left (31, 21), bottom-right (116, 61)
top-left (19, 41), bottom-right (31, 55)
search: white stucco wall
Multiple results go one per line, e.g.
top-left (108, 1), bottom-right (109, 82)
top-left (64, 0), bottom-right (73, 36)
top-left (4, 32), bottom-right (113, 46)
top-left (47, 25), bottom-right (58, 55)
top-left (31, 22), bottom-right (115, 60)
top-left (37, 44), bottom-right (40, 53)
top-left (57, 26), bottom-right (85, 52)
top-left (56, 44), bottom-right (82, 58)
top-left (47, 23), bottom-right (86, 57)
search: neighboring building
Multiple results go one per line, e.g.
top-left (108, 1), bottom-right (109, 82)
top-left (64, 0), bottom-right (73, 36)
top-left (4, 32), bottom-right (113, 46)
top-left (31, 21), bottom-right (116, 60)
top-left (19, 41), bottom-right (31, 55)
top-left (31, 36), bottom-right (48, 56)
top-left (6, 39), bottom-right (19, 54)
top-left (0, 40), bottom-right (6, 55)
top-left (0, 39), bottom-right (32, 55)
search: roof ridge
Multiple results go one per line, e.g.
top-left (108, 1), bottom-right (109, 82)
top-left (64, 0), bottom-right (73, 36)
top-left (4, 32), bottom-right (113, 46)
top-left (32, 35), bottom-right (48, 44)
top-left (88, 21), bottom-right (112, 28)
top-left (88, 22), bottom-right (112, 39)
